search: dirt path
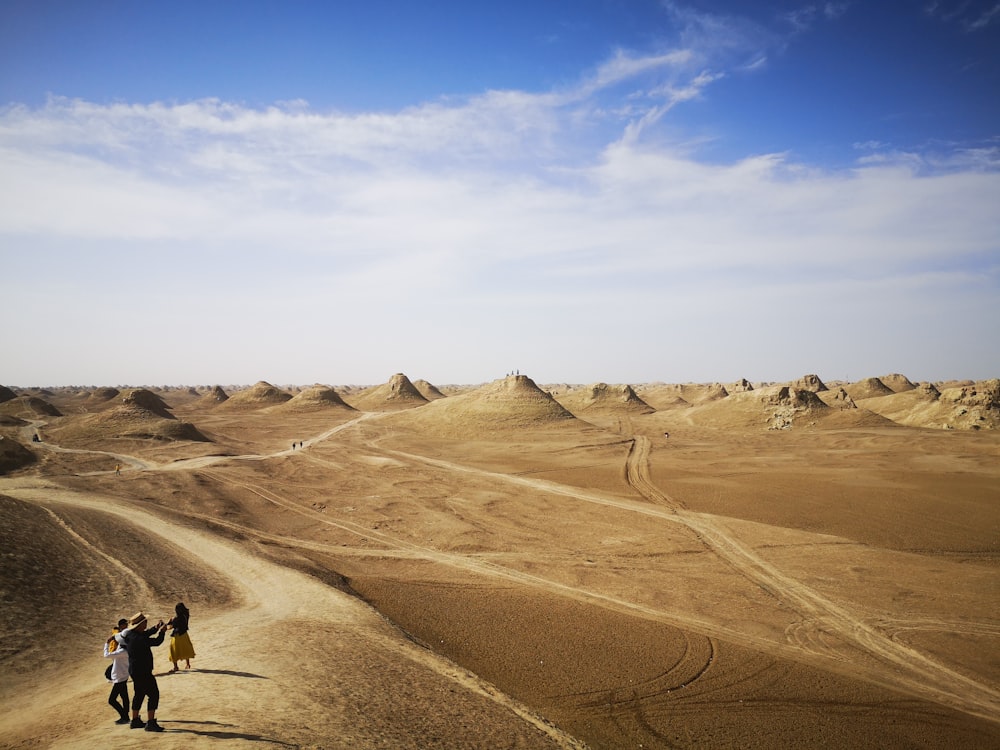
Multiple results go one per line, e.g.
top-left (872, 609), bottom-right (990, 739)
top-left (0, 479), bottom-right (585, 749)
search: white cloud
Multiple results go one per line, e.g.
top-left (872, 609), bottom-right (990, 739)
top-left (1, 42), bottom-right (998, 385)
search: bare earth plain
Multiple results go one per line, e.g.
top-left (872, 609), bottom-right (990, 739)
top-left (1, 374), bottom-right (998, 749)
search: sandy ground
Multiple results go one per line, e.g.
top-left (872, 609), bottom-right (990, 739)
top-left (1, 379), bottom-right (999, 748)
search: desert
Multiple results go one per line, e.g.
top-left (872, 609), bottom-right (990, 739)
top-left (1, 372), bottom-right (998, 749)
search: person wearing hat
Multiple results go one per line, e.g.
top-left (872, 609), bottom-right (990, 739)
top-left (115, 611), bottom-right (168, 732)
top-left (103, 618), bottom-right (131, 725)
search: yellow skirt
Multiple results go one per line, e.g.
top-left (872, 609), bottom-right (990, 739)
top-left (169, 633), bottom-right (196, 662)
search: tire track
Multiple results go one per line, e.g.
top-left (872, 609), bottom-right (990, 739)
top-left (622, 435), bottom-right (1000, 723)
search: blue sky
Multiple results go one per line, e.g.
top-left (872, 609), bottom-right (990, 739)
top-left (1, 0), bottom-right (998, 387)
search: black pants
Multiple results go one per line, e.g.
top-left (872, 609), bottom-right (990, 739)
top-left (108, 680), bottom-right (129, 717)
top-left (131, 673), bottom-right (159, 713)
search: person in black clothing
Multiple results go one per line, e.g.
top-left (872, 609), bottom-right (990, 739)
top-left (117, 611), bottom-right (168, 732)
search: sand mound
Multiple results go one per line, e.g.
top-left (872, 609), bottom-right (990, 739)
top-left (880, 373), bottom-right (916, 393)
top-left (686, 383), bottom-right (729, 403)
top-left (86, 387), bottom-right (120, 404)
top-left (0, 437), bottom-right (36, 474)
top-left (413, 379), bottom-right (447, 401)
top-left (216, 381), bottom-right (293, 411)
top-left (636, 384), bottom-right (690, 409)
top-left (388, 374), bottom-right (578, 435)
top-left (0, 385), bottom-right (16, 403)
top-left (54, 390), bottom-right (209, 443)
top-left (120, 388), bottom-right (173, 418)
top-left (816, 387), bottom-right (857, 410)
top-left (728, 378), bottom-right (755, 393)
top-left (275, 385), bottom-right (356, 412)
top-left (0, 396), bottom-right (62, 419)
top-left (638, 383), bottom-right (727, 408)
top-left (347, 373), bottom-right (430, 412)
top-left (193, 385), bottom-right (230, 408)
top-left (940, 379), bottom-right (1000, 409)
top-left (848, 379), bottom-right (998, 430)
top-left (557, 383), bottom-right (654, 414)
top-left (790, 374), bottom-right (828, 392)
top-left (684, 385), bottom-right (836, 430)
top-left (846, 377), bottom-right (895, 400)
top-left (918, 382), bottom-right (942, 399)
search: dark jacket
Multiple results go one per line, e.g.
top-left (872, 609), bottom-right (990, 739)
top-left (170, 611), bottom-right (189, 637)
top-left (121, 627), bottom-right (166, 677)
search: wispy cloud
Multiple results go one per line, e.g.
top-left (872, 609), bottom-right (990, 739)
top-left (782, 2), bottom-right (849, 33)
top-left (925, 0), bottom-right (1000, 31)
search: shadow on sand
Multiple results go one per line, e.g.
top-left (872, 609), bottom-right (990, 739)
top-left (160, 668), bottom-right (268, 679)
top-left (161, 720), bottom-right (296, 745)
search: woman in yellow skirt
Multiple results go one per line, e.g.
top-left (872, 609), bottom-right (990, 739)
top-left (167, 602), bottom-right (196, 672)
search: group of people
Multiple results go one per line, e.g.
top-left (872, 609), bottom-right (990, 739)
top-left (103, 602), bottom-right (196, 732)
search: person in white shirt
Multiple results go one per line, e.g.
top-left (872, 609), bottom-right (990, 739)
top-left (103, 618), bottom-right (130, 725)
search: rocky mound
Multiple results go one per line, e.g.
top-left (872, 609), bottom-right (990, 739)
top-left (347, 374), bottom-right (429, 412)
top-left (880, 374), bottom-right (916, 393)
top-left (846, 377), bottom-right (895, 401)
top-left (557, 383), bottom-right (654, 414)
top-left (728, 378), bottom-right (755, 393)
top-left (917, 382), bottom-right (942, 399)
top-left (0, 385), bottom-right (17, 403)
top-left (216, 381), bottom-right (293, 411)
top-left (276, 385), bottom-right (356, 412)
top-left (413, 379), bottom-right (447, 401)
top-left (790, 374), bottom-right (828, 392)
top-left (684, 385), bottom-right (843, 430)
top-left (0, 436), bottom-right (36, 474)
top-left (816, 387), bottom-right (857, 410)
top-left (0, 396), bottom-right (62, 419)
top-left (940, 379), bottom-right (1000, 409)
top-left (849, 380), bottom-right (998, 430)
top-left (120, 389), bottom-right (173, 418)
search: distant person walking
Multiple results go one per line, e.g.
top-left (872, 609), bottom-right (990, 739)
top-left (103, 618), bottom-right (131, 725)
top-left (116, 612), bottom-right (167, 732)
top-left (167, 602), bottom-right (196, 672)
top-left (115, 464), bottom-right (121, 476)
